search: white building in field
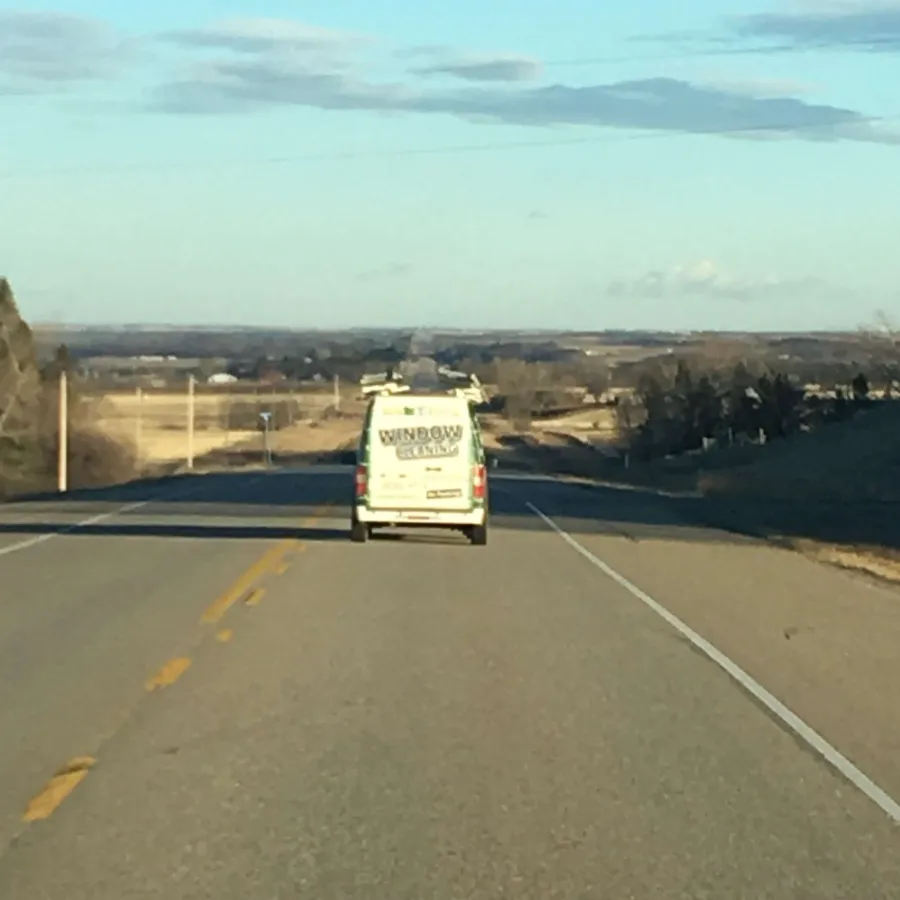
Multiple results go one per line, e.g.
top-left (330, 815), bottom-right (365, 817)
top-left (207, 372), bottom-right (238, 385)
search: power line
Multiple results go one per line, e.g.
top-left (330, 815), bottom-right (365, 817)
top-left (530, 45), bottom-right (815, 68)
top-left (2, 111), bottom-right (898, 180)
top-left (535, 35), bottom-right (900, 67)
top-left (415, 45), bottom-right (777, 71)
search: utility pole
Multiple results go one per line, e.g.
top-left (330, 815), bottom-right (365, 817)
top-left (187, 374), bottom-right (196, 470)
top-left (134, 386), bottom-right (143, 469)
top-left (333, 373), bottom-right (340, 413)
top-left (58, 369), bottom-right (68, 493)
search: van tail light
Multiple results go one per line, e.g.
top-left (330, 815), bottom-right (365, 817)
top-left (473, 463), bottom-right (486, 499)
top-left (355, 464), bottom-right (368, 497)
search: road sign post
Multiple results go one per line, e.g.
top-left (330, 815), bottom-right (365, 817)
top-left (135, 386), bottom-right (143, 470)
top-left (187, 375), bottom-right (196, 470)
top-left (260, 411), bottom-right (273, 467)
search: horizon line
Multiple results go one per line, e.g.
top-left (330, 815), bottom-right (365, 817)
top-left (29, 323), bottom-right (864, 337)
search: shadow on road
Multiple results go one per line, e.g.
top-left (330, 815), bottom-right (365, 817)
top-left (2, 452), bottom-right (899, 555)
top-left (490, 430), bottom-right (900, 555)
top-left (0, 464), bottom-right (759, 549)
top-left (0, 521), bottom-right (348, 542)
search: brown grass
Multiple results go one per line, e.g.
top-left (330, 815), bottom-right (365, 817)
top-left (480, 407), bottom-right (619, 449)
top-left (531, 407), bottom-right (619, 444)
top-left (790, 541), bottom-right (900, 585)
top-left (267, 418), bottom-right (362, 455)
top-left (87, 388), bottom-right (364, 468)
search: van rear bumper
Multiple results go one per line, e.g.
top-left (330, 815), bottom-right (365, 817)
top-left (355, 505), bottom-right (486, 527)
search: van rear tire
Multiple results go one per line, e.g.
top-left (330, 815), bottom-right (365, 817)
top-left (468, 524), bottom-right (488, 546)
top-left (350, 519), bottom-right (369, 543)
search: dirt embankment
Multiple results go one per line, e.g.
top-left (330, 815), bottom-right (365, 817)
top-left (691, 404), bottom-right (900, 583)
top-left (484, 403), bottom-right (900, 585)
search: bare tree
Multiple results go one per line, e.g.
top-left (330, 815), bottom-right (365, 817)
top-left (578, 359), bottom-right (610, 403)
top-left (858, 311), bottom-right (900, 395)
top-left (494, 359), bottom-right (539, 429)
top-left (612, 392), bottom-right (643, 446)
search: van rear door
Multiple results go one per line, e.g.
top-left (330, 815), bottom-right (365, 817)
top-left (367, 398), bottom-right (473, 511)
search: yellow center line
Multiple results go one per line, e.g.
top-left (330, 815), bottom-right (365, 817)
top-left (20, 506), bottom-right (332, 827)
top-left (145, 657), bottom-right (192, 692)
top-left (23, 756), bottom-right (96, 822)
top-left (244, 587), bottom-right (266, 607)
top-left (200, 538), bottom-right (297, 624)
top-left (201, 503), bottom-right (329, 625)
top-left (302, 501), bottom-right (333, 527)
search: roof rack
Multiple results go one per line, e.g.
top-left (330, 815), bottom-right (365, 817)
top-left (358, 363), bottom-right (488, 404)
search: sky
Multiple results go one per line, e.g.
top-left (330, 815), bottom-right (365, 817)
top-left (2, 0), bottom-right (899, 330)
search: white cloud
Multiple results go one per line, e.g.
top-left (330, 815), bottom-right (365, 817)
top-left (727, 1), bottom-right (900, 52)
top-left (157, 17), bottom-right (373, 76)
top-left (642, 2), bottom-right (900, 62)
top-left (5, 12), bottom-right (897, 148)
top-left (159, 17), bottom-right (370, 54)
top-left (146, 39), bottom-right (900, 145)
top-left (693, 74), bottom-right (819, 98)
top-left (408, 52), bottom-right (543, 83)
top-left (606, 261), bottom-right (823, 302)
top-left (0, 11), bottom-right (136, 89)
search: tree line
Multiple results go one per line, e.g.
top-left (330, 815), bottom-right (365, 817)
top-left (615, 358), bottom-right (881, 461)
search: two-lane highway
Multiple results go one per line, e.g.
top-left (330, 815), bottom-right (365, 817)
top-left (0, 468), bottom-right (898, 898)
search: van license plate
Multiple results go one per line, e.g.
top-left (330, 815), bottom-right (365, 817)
top-left (427, 488), bottom-right (463, 500)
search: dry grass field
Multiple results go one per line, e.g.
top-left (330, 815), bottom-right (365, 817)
top-left (84, 387), bottom-right (366, 469)
top-left (478, 406), bottom-right (621, 456)
top-left (530, 407), bottom-right (619, 444)
top-left (78, 384), bottom-right (900, 584)
top-left (85, 384), bottom-right (617, 472)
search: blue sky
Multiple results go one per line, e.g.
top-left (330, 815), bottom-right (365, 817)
top-left (2, 0), bottom-right (899, 330)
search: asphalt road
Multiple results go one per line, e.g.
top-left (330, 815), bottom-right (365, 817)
top-left (0, 467), bottom-right (898, 899)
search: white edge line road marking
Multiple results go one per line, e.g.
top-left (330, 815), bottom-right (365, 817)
top-left (0, 472), bottom-right (264, 560)
top-left (526, 500), bottom-right (900, 826)
top-left (0, 500), bottom-right (150, 558)
top-left (0, 474), bottom-right (258, 559)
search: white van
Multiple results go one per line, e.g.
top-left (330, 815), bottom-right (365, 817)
top-left (351, 391), bottom-right (489, 545)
